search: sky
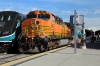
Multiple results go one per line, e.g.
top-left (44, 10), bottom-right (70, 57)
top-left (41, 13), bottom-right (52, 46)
top-left (0, 0), bottom-right (100, 28)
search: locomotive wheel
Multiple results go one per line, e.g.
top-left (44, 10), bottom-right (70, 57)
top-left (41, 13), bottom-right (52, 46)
top-left (18, 43), bottom-right (29, 53)
top-left (18, 48), bottom-right (24, 53)
top-left (52, 41), bottom-right (59, 49)
top-left (47, 41), bottom-right (53, 50)
top-left (36, 44), bottom-right (42, 53)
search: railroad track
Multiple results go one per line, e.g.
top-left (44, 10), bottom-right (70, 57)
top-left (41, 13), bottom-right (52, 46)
top-left (0, 53), bottom-right (33, 65)
top-left (0, 45), bottom-right (68, 65)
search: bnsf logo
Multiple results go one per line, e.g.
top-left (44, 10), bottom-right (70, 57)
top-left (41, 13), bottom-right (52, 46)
top-left (23, 26), bottom-right (37, 30)
top-left (28, 26), bottom-right (37, 30)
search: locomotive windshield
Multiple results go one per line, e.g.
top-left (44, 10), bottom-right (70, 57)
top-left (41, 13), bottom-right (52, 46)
top-left (0, 15), bottom-right (15, 27)
top-left (0, 15), bottom-right (15, 21)
top-left (27, 14), bottom-right (37, 19)
top-left (38, 14), bottom-right (50, 19)
top-left (0, 11), bottom-right (26, 38)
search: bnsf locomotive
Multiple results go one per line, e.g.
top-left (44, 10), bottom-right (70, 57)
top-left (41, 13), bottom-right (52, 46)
top-left (0, 11), bottom-right (26, 52)
top-left (17, 10), bottom-right (71, 53)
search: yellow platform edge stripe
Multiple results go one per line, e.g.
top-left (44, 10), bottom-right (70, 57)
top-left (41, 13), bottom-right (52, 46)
top-left (0, 46), bottom-right (67, 66)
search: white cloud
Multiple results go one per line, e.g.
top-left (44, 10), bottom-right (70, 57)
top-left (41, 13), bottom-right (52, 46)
top-left (4, 7), bottom-right (13, 11)
top-left (62, 10), bottom-right (73, 14)
top-left (61, 9), bottom-right (90, 15)
top-left (0, 7), bottom-right (13, 11)
top-left (63, 18), bottom-right (69, 22)
top-left (26, 7), bottom-right (38, 11)
top-left (63, 17), bottom-right (100, 29)
top-left (5, 8), bottom-right (11, 11)
top-left (84, 17), bottom-right (100, 28)
top-left (61, 9), bottom-right (100, 15)
top-left (32, 7), bottom-right (38, 11)
top-left (94, 9), bottom-right (100, 14)
top-left (26, 7), bottom-right (31, 10)
top-left (77, 9), bottom-right (89, 15)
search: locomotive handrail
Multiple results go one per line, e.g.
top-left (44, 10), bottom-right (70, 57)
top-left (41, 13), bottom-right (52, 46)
top-left (17, 33), bottom-right (22, 42)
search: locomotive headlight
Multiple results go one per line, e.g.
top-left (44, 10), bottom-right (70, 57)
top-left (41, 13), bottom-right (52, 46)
top-left (4, 44), bottom-right (6, 46)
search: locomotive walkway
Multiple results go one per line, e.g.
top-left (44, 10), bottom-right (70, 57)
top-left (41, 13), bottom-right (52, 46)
top-left (1, 42), bottom-right (100, 66)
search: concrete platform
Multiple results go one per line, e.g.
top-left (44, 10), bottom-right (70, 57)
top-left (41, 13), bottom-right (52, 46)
top-left (13, 47), bottom-right (100, 66)
top-left (1, 42), bottom-right (100, 66)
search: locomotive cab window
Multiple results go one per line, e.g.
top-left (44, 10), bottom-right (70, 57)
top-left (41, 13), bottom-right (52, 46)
top-left (38, 14), bottom-right (50, 20)
top-left (27, 14), bottom-right (37, 19)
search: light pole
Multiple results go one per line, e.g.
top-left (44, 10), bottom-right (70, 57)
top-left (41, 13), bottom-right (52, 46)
top-left (74, 10), bottom-right (77, 54)
top-left (71, 10), bottom-right (86, 53)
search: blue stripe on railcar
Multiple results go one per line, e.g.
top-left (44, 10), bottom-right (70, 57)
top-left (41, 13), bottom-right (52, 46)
top-left (0, 32), bottom-right (15, 42)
